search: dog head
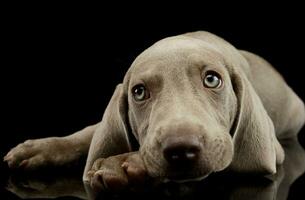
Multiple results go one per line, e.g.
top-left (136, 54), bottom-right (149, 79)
top-left (102, 31), bottom-right (284, 182)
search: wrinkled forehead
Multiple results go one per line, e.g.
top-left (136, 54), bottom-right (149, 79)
top-left (129, 36), bottom-right (225, 76)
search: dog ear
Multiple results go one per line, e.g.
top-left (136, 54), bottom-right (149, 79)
top-left (83, 84), bottom-right (136, 181)
top-left (92, 84), bottom-right (135, 155)
top-left (229, 68), bottom-right (284, 175)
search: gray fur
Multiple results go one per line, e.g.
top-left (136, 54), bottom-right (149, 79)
top-left (4, 31), bottom-right (305, 189)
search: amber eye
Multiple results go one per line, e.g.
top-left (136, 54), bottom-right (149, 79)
top-left (132, 84), bottom-right (150, 101)
top-left (203, 71), bottom-right (222, 88)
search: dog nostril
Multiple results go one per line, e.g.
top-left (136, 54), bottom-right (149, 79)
top-left (186, 151), bottom-right (197, 159)
top-left (163, 141), bottom-right (201, 164)
top-left (166, 150), bottom-right (198, 162)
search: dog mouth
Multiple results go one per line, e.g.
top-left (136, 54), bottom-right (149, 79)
top-left (141, 148), bottom-right (213, 183)
top-left (163, 173), bottom-right (210, 183)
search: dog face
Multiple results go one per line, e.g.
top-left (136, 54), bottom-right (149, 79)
top-left (125, 36), bottom-right (237, 181)
top-left (98, 32), bottom-right (283, 183)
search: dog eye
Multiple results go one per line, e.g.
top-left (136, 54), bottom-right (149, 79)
top-left (132, 84), bottom-right (150, 101)
top-left (203, 71), bottom-right (222, 88)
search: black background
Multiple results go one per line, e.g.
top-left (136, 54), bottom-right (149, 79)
top-left (1, 3), bottom-right (305, 199)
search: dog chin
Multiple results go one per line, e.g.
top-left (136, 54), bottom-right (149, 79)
top-left (162, 173), bottom-right (210, 183)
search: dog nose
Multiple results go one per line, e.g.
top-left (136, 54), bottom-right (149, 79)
top-left (162, 136), bottom-right (201, 164)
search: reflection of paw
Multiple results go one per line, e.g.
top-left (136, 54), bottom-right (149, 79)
top-left (6, 176), bottom-right (48, 199)
top-left (87, 153), bottom-right (148, 192)
top-left (3, 137), bottom-right (74, 170)
top-left (6, 172), bottom-right (86, 199)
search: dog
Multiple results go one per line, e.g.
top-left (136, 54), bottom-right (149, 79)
top-left (4, 31), bottom-right (305, 192)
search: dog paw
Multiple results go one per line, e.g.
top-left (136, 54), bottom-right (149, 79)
top-left (87, 152), bottom-right (148, 192)
top-left (3, 137), bottom-right (77, 170)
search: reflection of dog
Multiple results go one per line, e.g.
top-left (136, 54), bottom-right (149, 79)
top-left (4, 31), bottom-right (305, 191)
top-left (6, 138), bottom-right (305, 200)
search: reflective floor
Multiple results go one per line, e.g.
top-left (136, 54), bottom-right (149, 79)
top-left (1, 138), bottom-right (305, 200)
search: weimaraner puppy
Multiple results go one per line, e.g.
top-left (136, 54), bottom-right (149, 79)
top-left (4, 31), bottom-right (305, 191)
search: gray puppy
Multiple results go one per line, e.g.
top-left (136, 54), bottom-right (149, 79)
top-left (4, 31), bottom-right (305, 191)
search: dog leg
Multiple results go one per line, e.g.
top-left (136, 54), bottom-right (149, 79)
top-left (4, 124), bottom-right (98, 170)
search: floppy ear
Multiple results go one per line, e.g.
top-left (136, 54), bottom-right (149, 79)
top-left (83, 84), bottom-right (136, 181)
top-left (229, 68), bottom-right (284, 175)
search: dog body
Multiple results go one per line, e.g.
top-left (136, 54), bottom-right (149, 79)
top-left (4, 31), bottom-right (305, 190)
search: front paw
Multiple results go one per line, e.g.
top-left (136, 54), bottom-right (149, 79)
top-left (4, 137), bottom-right (76, 170)
top-left (87, 152), bottom-right (148, 192)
